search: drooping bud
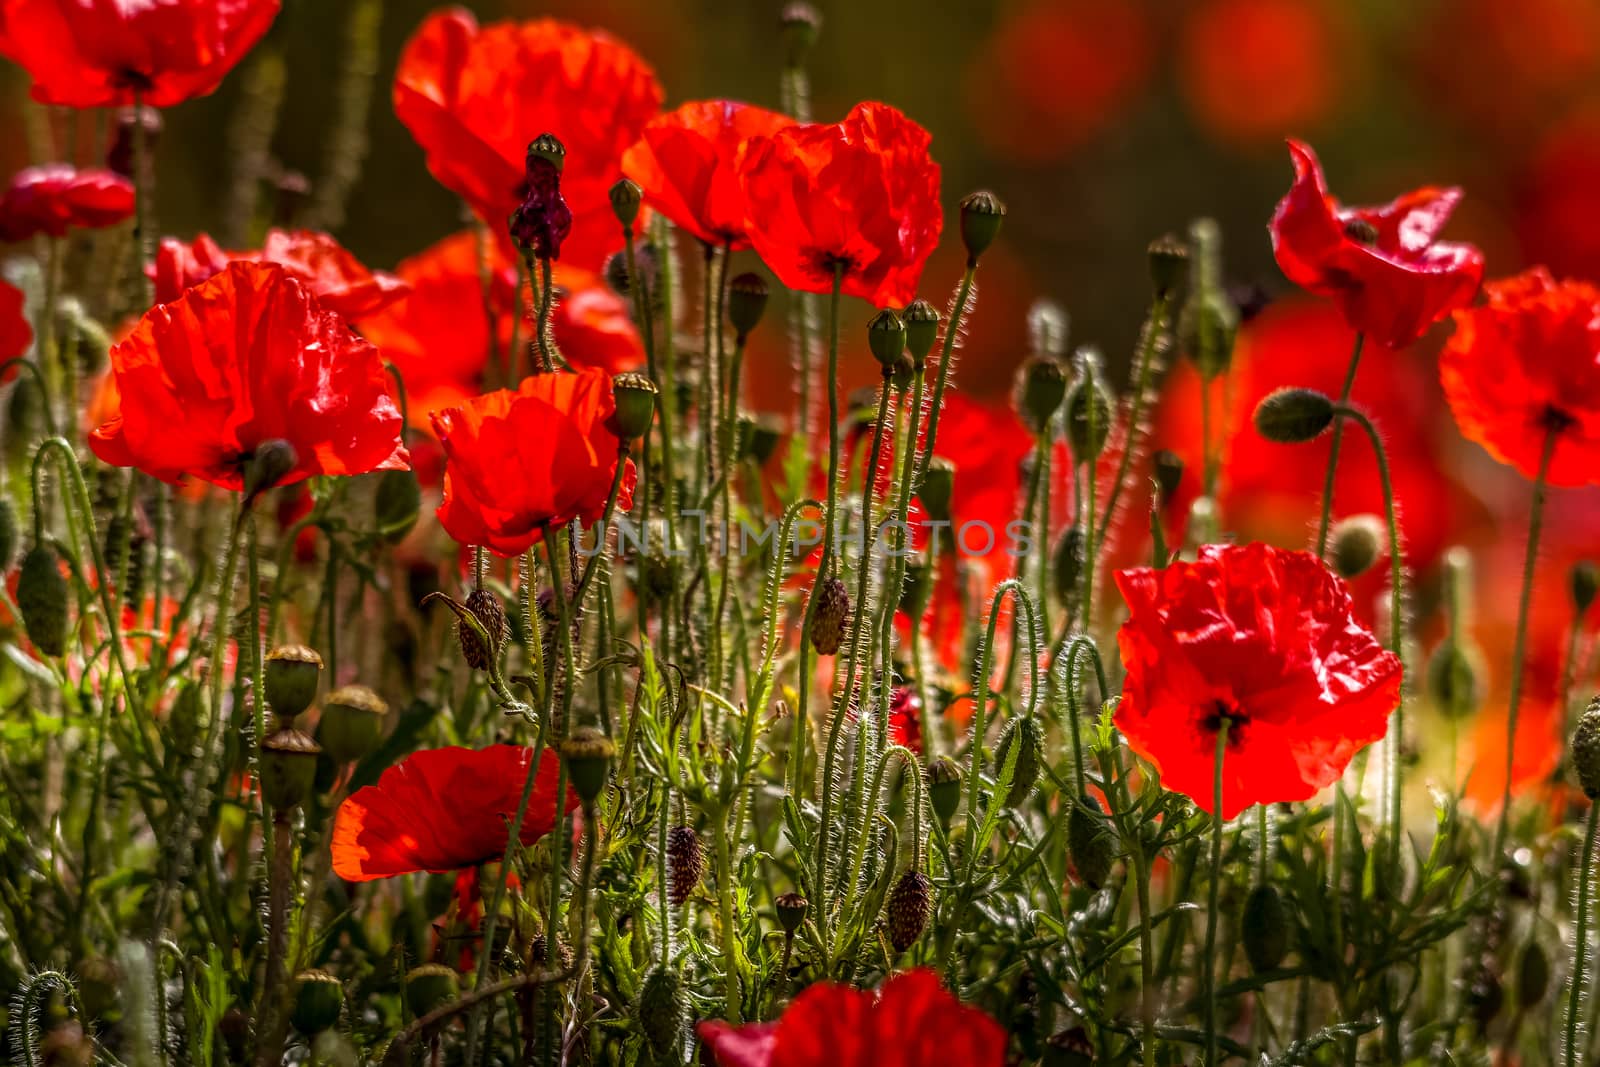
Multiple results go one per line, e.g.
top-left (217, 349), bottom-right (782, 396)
top-left (637, 965), bottom-right (686, 1057)
top-left (0, 497), bottom-right (16, 572)
top-left (1330, 514), bottom-right (1385, 579)
top-left (1067, 795), bottom-right (1118, 889)
top-left (994, 715), bottom-right (1043, 807)
top-left (509, 134), bottom-right (572, 260)
top-left (291, 970), bottom-right (344, 1035)
top-left (903, 299), bottom-right (939, 366)
top-left (609, 178), bottom-right (642, 231)
top-left (1573, 561), bottom-right (1600, 616)
top-left (458, 587), bottom-right (505, 671)
top-left (1425, 638), bottom-right (1484, 720)
top-left (667, 825), bottom-right (703, 906)
top-left (375, 469), bottom-right (422, 544)
top-left (1147, 233), bottom-right (1189, 299)
top-left (1064, 348), bottom-right (1113, 461)
top-left (1517, 941), bottom-right (1551, 1008)
top-left (264, 645), bottom-right (324, 720)
top-left (1253, 388), bottom-right (1334, 444)
top-left (243, 438), bottom-right (298, 501)
top-left (1151, 450), bottom-right (1184, 505)
top-left (885, 869), bottom-right (933, 952)
top-left (779, 2), bottom-right (822, 67)
top-left (1178, 218), bottom-right (1238, 380)
top-left (318, 685), bottom-right (388, 765)
top-left (610, 372), bottom-right (659, 440)
top-left (560, 726), bottom-right (615, 805)
top-left (808, 575), bottom-right (849, 655)
top-left (403, 963), bottom-right (459, 1019)
top-left (919, 458), bottom-right (955, 523)
top-left (1028, 300), bottom-right (1069, 360)
top-left (1016, 357), bottom-right (1067, 435)
top-left (259, 727), bottom-right (321, 810)
top-left (18, 543), bottom-right (68, 657)
top-left (1242, 884), bottom-right (1290, 972)
top-left (959, 190), bottom-right (1006, 264)
top-left (728, 272), bottom-right (769, 339)
top-left (1571, 697), bottom-right (1600, 799)
top-left (867, 308), bottom-right (907, 370)
top-left (926, 756), bottom-right (963, 830)
top-left (1052, 526), bottom-right (1085, 610)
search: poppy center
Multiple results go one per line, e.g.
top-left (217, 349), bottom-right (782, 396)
top-left (811, 251), bottom-right (858, 280)
top-left (114, 69), bottom-right (155, 92)
top-left (1541, 404), bottom-right (1578, 436)
top-left (1201, 700), bottom-right (1247, 742)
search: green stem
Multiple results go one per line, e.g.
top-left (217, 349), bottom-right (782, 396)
top-left (714, 815), bottom-right (742, 1021)
top-left (914, 267), bottom-right (977, 492)
top-left (1566, 802), bottom-right (1599, 1067)
top-left (1204, 722), bottom-right (1231, 1067)
top-left (1313, 334), bottom-right (1366, 559)
top-left (1098, 296), bottom-right (1171, 535)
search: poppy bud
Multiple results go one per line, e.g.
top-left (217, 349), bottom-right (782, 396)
top-left (1330, 514), bottom-right (1385, 579)
top-left (0, 498), bottom-right (15, 572)
top-left (636, 965), bottom-right (686, 1057)
top-left (375, 469), bottom-right (421, 544)
top-left (1152, 449), bottom-right (1184, 505)
top-left (318, 685), bottom-right (387, 765)
top-left (1148, 233), bottom-right (1189, 299)
top-left (1179, 217), bottom-right (1238, 380)
top-left (609, 177), bottom-right (642, 231)
top-left (959, 190), bottom-right (1006, 264)
top-left (780, 2), bottom-right (822, 65)
top-left (899, 557), bottom-right (932, 616)
top-left (727, 272), bottom-right (769, 339)
top-left (775, 891), bottom-right (808, 933)
top-left (1064, 349), bottom-right (1113, 460)
top-left (403, 963), bottom-right (459, 1019)
top-left (1572, 697), bottom-right (1600, 799)
top-left (808, 575), bottom-right (849, 655)
top-left (1573, 560), bottom-right (1600, 616)
top-left (739, 413), bottom-right (783, 465)
top-left (560, 726), bottom-right (615, 805)
top-left (903, 299), bottom-right (939, 366)
top-left (1016, 357), bottom-right (1067, 434)
top-left (106, 105), bottom-right (162, 179)
top-left (1067, 795), bottom-right (1118, 889)
top-left (667, 824), bottom-right (703, 906)
top-left (511, 135), bottom-right (573, 259)
top-left (264, 645), bottom-right (324, 720)
top-left (18, 543), bottom-right (69, 658)
top-left (1052, 525), bottom-right (1085, 610)
top-left (1253, 387), bottom-right (1334, 444)
top-left (926, 755), bottom-right (963, 829)
top-left (1028, 299), bottom-right (1069, 359)
top-left (1517, 941), bottom-right (1551, 1008)
top-left (867, 308), bottom-right (907, 369)
top-left (885, 868), bottom-right (933, 952)
top-left (458, 587), bottom-right (505, 671)
top-left (994, 715), bottom-right (1043, 807)
top-left (76, 956), bottom-right (120, 1020)
top-left (1242, 884), bottom-right (1290, 972)
top-left (243, 438), bottom-right (298, 500)
top-left (259, 727), bottom-right (321, 810)
top-left (291, 970), bottom-right (344, 1035)
top-left (1425, 638), bottom-right (1483, 720)
top-left (611, 372), bottom-right (659, 441)
top-left (919, 458), bottom-right (955, 522)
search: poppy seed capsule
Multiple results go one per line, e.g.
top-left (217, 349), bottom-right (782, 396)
top-left (636, 965), bottom-right (686, 1056)
top-left (926, 756), bottom-right (963, 829)
top-left (526, 132), bottom-right (566, 172)
top-left (1017, 356), bottom-right (1067, 434)
top-left (1064, 350), bottom-right (1113, 460)
top-left (611, 372), bottom-right (658, 441)
top-left (264, 645), bottom-right (324, 720)
top-left (1330, 514), bottom-right (1385, 579)
top-left (994, 716), bottom-right (1043, 807)
top-left (808, 575), bottom-right (849, 655)
top-left (560, 726), bottom-right (615, 805)
top-left (404, 963), bottom-right (459, 1019)
top-left (1573, 560), bottom-right (1600, 615)
top-left (291, 970), bottom-right (344, 1034)
top-left (375, 468), bottom-right (422, 544)
top-left (458, 587), bottom-right (505, 671)
top-left (1148, 233), bottom-right (1190, 298)
top-left (259, 727), bottom-right (321, 810)
top-left (609, 177), bottom-right (642, 230)
top-left (1425, 638), bottom-right (1484, 719)
top-left (18, 543), bottom-right (68, 658)
top-left (318, 685), bottom-right (388, 765)
top-left (867, 308), bottom-right (907, 368)
top-left (903, 298), bottom-right (939, 365)
top-left (959, 190), bottom-right (1006, 263)
top-left (667, 824), bottom-right (703, 906)
top-left (1253, 387), bottom-right (1335, 444)
top-left (1152, 450), bottom-right (1184, 505)
top-left (1242, 884), bottom-right (1290, 972)
top-left (1572, 698), bottom-right (1600, 798)
top-left (0, 497), bottom-right (16, 571)
top-left (1067, 795), bottom-right (1117, 889)
top-left (919, 458), bottom-right (955, 523)
top-left (886, 869), bottom-right (933, 952)
top-left (727, 272), bottom-right (769, 338)
top-left (775, 891), bottom-right (808, 933)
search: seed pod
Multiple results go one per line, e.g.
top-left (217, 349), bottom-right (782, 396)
top-left (1067, 795), bottom-right (1117, 889)
top-left (1063, 350), bottom-right (1113, 461)
top-left (264, 645), bottom-right (324, 720)
top-left (727, 272), bottom-right (769, 339)
top-left (959, 190), bottom-right (1005, 263)
top-left (0, 497), bottom-right (15, 572)
top-left (885, 868), bottom-right (933, 952)
top-left (1242, 884), bottom-right (1290, 972)
top-left (404, 963), bottom-right (459, 1019)
top-left (1517, 941), bottom-right (1551, 1008)
top-left (458, 587), bottom-right (505, 670)
top-left (808, 575), bottom-right (849, 655)
top-left (560, 726), bottom-right (615, 805)
top-left (291, 970), bottom-right (344, 1035)
top-left (1147, 233), bottom-right (1189, 299)
top-left (926, 756), bottom-right (963, 829)
top-left (1425, 638), bottom-right (1483, 719)
top-left (1016, 356), bottom-right (1067, 434)
top-left (993, 716), bottom-right (1042, 807)
top-left (636, 965), bottom-right (686, 1057)
top-left (1051, 525), bottom-right (1085, 610)
top-left (775, 891), bottom-right (808, 933)
top-left (609, 178), bottom-right (642, 231)
top-left (1253, 387), bottom-right (1335, 443)
top-left (1572, 697), bottom-right (1600, 799)
top-left (259, 727), bottom-right (321, 810)
top-left (318, 685), bottom-right (388, 765)
top-left (919, 458), bottom-right (955, 523)
top-left (779, 2), bottom-right (822, 65)
top-left (18, 543), bottom-right (69, 657)
top-left (1329, 514), bottom-right (1385, 579)
top-left (868, 308), bottom-right (907, 369)
top-left (610, 372), bottom-right (658, 440)
top-left (375, 468), bottom-right (422, 544)
top-left (1152, 450), bottom-right (1184, 505)
top-left (667, 824), bottom-right (704, 906)
top-left (903, 299), bottom-right (939, 366)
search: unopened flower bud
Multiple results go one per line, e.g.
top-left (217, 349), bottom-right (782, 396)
top-left (375, 468), bottom-right (421, 544)
top-left (1572, 697), bottom-right (1600, 799)
top-left (959, 190), bottom-right (1005, 264)
top-left (609, 178), bottom-right (642, 231)
top-left (244, 438), bottom-right (298, 500)
top-left (1148, 233), bottom-right (1189, 299)
top-left (808, 576), bottom-right (849, 655)
top-left (318, 685), bottom-right (387, 765)
top-left (926, 755), bottom-right (963, 829)
top-left (264, 644), bottom-right (324, 720)
top-left (18, 543), bottom-right (68, 657)
top-left (1064, 349), bottom-right (1114, 460)
top-left (994, 715), bottom-right (1043, 807)
top-left (1017, 357), bottom-right (1067, 434)
top-left (1179, 290), bottom-right (1239, 381)
top-left (779, 2), bottom-right (822, 67)
top-left (775, 891), bottom-right (809, 932)
top-left (919, 458), bottom-right (955, 523)
top-left (1068, 794), bottom-right (1118, 889)
top-left (1253, 388), bottom-right (1334, 443)
top-left (611, 372), bottom-right (659, 440)
top-left (1425, 638), bottom-right (1483, 719)
top-left (291, 970), bottom-right (344, 1035)
top-left (866, 308), bottom-right (906, 370)
top-left (885, 869), bottom-right (933, 952)
top-left (404, 963), bottom-right (459, 1019)
top-left (727, 272), bottom-right (769, 339)
top-left (1573, 561), bottom-right (1600, 616)
top-left (903, 299), bottom-right (939, 365)
top-left (637, 965), bottom-right (686, 1056)
top-left (1152, 450), bottom-right (1184, 505)
top-left (1330, 514), bottom-right (1385, 579)
top-left (1242, 884), bottom-right (1290, 972)
top-left (259, 727), bottom-right (321, 810)
top-left (1028, 299), bottom-right (1069, 359)
top-left (561, 726), bottom-right (615, 805)
top-left (1052, 525), bottom-right (1085, 610)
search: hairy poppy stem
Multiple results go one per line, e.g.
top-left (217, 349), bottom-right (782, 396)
top-left (1098, 294), bottom-right (1172, 537)
top-left (1496, 426), bottom-right (1559, 854)
top-left (253, 807), bottom-right (296, 1067)
top-left (1566, 802), bottom-right (1598, 1067)
top-left (1313, 333), bottom-right (1366, 560)
top-left (1204, 722), bottom-right (1230, 1067)
top-left (915, 265), bottom-right (977, 493)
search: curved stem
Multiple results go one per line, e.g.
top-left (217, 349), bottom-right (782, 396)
top-left (1314, 334), bottom-right (1366, 559)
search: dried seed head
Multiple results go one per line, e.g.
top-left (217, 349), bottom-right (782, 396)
top-left (667, 825), bottom-right (704, 906)
top-left (318, 685), bottom-right (388, 765)
top-left (808, 576), bottom-right (849, 655)
top-left (264, 644), bottom-right (324, 720)
top-left (775, 891), bottom-right (808, 933)
top-left (885, 869), bottom-right (933, 952)
top-left (1572, 697), bottom-right (1600, 799)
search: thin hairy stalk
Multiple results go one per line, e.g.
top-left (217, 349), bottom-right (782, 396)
top-left (1567, 803), bottom-right (1599, 1067)
top-left (1313, 334), bottom-right (1366, 559)
top-left (1204, 723), bottom-right (1231, 1067)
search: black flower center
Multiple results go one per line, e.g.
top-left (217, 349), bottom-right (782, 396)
top-left (1201, 700), bottom-right (1248, 744)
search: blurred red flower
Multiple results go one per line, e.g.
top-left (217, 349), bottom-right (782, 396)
top-left (331, 744), bottom-right (577, 882)
top-left (430, 368), bottom-right (635, 556)
top-left (393, 7), bottom-right (662, 270)
top-left (152, 229), bottom-right (409, 318)
top-left (0, 0), bottom-right (279, 108)
top-left (1441, 268), bottom-right (1600, 487)
top-left (1178, 0), bottom-right (1346, 147)
top-left (0, 278), bottom-right (31, 380)
top-left (1115, 542), bottom-right (1401, 819)
top-left (88, 262), bottom-right (409, 490)
top-left (622, 100), bottom-right (793, 249)
top-left (738, 102), bottom-right (941, 309)
top-left (1518, 107), bottom-right (1600, 282)
top-left (1270, 140), bottom-right (1484, 348)
top-left (0, 164), bottom-right (133, 240)
top-left (699, 969), bottom-right (1004, 1067)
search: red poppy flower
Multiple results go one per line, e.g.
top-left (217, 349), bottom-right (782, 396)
top-left (430, 368), bottom-right (635, 556)
top-left (88, 261), bottom-right (409, 490)
top-left (0, 164), bottom-right (134, 240)
top-left (0, 278), bottom-right (31, 380)
top-left (152, 229), bottom-right (409, 318)
top-left (1115, 542), bottom-right (1402, 819)
top-left (393, 8), bottom-right (662, 270)
top-left (0, 0), bottom-right (279, 108)
top-left (738, 102), bottom-right (942, 309)
top-left (331, 744), bottom-right (578, 882)
top-left (1269, 139), bottom-right (1484, 348)
top-left (699, 969), bottom-right (1004, 1067)
top-left (1441, 268), bottom-right (1600, 487)
top-left (621, 100), bottom-right (794, 249)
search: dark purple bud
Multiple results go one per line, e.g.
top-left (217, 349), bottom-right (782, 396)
top-left (106, 105), bottom-right (162, 179)
top-left (510, 133), bottom-right (572, 260)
